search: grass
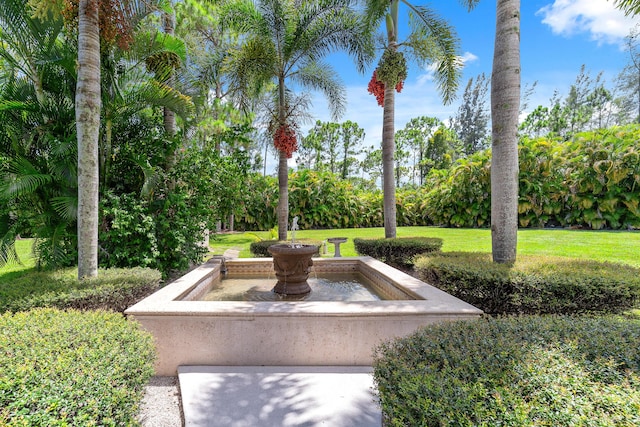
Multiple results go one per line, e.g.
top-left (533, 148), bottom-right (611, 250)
top-left (209, 227), bottom-right (640, 267)
top-left (4, 228), bottom-right (640, 280)
top-left (0, 239), bottom-right (35, 277)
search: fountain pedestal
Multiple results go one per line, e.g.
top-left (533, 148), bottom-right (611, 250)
top-left (268, 244), bottom-right (317, 295)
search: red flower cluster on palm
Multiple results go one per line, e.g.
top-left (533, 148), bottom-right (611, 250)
top-left (274, 124), bottom-right (298, 158)
top-left (367, 70), bottom-right (404, 107)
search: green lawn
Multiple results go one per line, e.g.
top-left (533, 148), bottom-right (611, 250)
top-left (3, 228), bottom-right (639, 281)
top-left (210, 227), bottom-right (640, 267)
top-left (0, 239), bottom-right (35, 274)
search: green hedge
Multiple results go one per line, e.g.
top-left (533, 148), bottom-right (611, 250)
top-left (354, 237), bottom-right (442, 266)
top-left (249, 239), bottom-right (322, 257)
top-left (414, 252), bottom-right (640, 314)
top-left (0, 308), bottom-right (155, 426)
top-left (0, 267), bottom-right (161, 314)
top-left (374, 315), bottom-right (640, 427)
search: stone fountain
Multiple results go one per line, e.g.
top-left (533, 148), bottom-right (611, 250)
top-left (267, 216), bottom-right (317, 295)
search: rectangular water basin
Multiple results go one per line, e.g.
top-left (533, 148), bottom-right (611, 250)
top-left (125, 257), bottom-right (482, 375)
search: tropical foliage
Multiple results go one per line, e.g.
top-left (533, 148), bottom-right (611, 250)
top-left (235, 125), bottom-right (640, 231)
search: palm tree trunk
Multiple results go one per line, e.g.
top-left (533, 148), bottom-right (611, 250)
top-left (490, 0), bottom-right (520, 263)
top-left (277, 76), bottom-right (289, 241)
top-left (76, 0), bottom-right (101, 279)
top-left (382, 83), bottom-right (396, 238)
top-left (277, 150), bottom-right (289, 241)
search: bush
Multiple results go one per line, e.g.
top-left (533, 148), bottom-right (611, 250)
top-left (0, 267), bottom-right (161, 314)
top-left (414, 252), bottom-right (640, 314)
top-left (374, 315), bottom-right (640, 427)
top-left (250, 240), bottom-right (280, 257)
top-left (249, 239), bottom-right (322, 257)
top-left (0, 308), bottom-right (155, 426)
top-left (354, 237), bottom-right (442, 266)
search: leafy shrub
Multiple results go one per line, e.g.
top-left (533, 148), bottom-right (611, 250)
top-left (0, 267), bottom-right (161, 314)
top-left (423, 150), bottom-right (492, 227)
top-left (235, 125), bottom-right (640, 230)
top-left (100, 191), bottom-right (159, 269)
top-left (414, 252), bottom-right (640, 314)
top-left (0, 308), bottom-right (155, 426)
top-left (250, 239), bottom-right (279, 257)
top-left (250, 239), bottom-right (321, 257)
top-left (374, 315), bottom-right (640, 427)
top-left (354, 237), bottom-right (442, 266)
top-left (236, 171), bottom-right (384, 231)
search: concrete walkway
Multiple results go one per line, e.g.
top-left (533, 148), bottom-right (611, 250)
top-left (178, 366), bottom-right (382, 427)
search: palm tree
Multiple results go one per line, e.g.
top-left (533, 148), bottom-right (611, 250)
top-left (614, 0), bottom-right (640, 15)
top-left (363, 0), bottom-right (479, 238)
top-left (76, 0), bottom-right (101, 279)
top-left (490, 0), bottom-right (520, 263)
top-left (224, 0), bottom-right (372, 241)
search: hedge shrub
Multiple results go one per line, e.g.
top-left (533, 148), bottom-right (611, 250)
top-left (354, 237), bottom-right (443, 266)
top-left (374, 315), bottom-right (640, 427)
top-left (0, 267), bottom-right (161, 314)
top-left (414, 252), bottom-right (640, 314)
top-left (249, 239), bottom-right (321, 257)
top-left (0, 308), bottom-right (156, 426)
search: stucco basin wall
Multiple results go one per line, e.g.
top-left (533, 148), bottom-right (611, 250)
top-left (125, 257), bottom-right (482, 375)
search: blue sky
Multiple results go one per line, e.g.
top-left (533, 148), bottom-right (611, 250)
top-left (284, 0), bottom-right (639, 169)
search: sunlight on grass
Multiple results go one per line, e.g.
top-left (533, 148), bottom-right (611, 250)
top-left (209, 227), bottom-right (640, 267)
top-left (0, 239), bottom-right (36, 277)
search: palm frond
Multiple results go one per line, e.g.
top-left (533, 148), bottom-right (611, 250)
top-left (292, 60), bottom-right (346, 120)
top-left (50, 196), bottom-right (78, 221)
top-left (0, 212), bottom-right (20, 267)
top-left (130, 154), bottom-right (164, 199)
top-left (285, 0), bottom-right (374, 73)
top-left (613, 0), bottom-right (640, 16)
top-left (362, 0), bottom-right (391, 34)
top-left (456, 0), bottom-right (482, 12)
top-left (138, 80), bottom-right (196, 119)
top-left (0, 157), bottom-right (53, 199)
top-left (402, 3), bottom-right (462, 105)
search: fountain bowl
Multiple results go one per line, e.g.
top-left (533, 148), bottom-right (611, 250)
top-left (268, 243), bottom-right (318, 295)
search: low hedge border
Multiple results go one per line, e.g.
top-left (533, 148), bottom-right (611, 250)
top-left (374, 315), bottom-right (640, 427)
top-left (414, 252), bottom-right (640, 315)
top-left (0, 267), bottom-right (161, 314)
top-left (0, 308), bottom-right (156, 426)
top-left (249, 239), bottom-right (322, 257)
top-left (354, 237), bottom-right (443, 266)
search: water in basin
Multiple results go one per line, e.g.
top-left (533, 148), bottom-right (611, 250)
top-left (201, 272), bottom-right (383, 302)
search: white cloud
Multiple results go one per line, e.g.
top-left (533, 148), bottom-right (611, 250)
top-left (417, 51), bottom-right (479, 86)
top-left (537, 0), bottom-right (638, 45)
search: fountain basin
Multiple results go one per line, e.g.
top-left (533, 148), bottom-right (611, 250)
top-left (268, 243), bottom-right (317, 295)
top-left (125, 257), bottom-right (482, 375)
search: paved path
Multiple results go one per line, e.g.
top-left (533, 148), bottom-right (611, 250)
top-left (179, 366), bottom-right (382, 427)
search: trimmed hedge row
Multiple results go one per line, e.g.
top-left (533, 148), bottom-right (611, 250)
top-left (414, 252), bottom-right (640, 314)
top-left (354, 237), bottom-right (443, 266)
top-left (0, 308), bottom-right (156, 426)
top-left (374, 315), bottom-right (640, 427)
top-left (0, 267), bottom-right (161, 314)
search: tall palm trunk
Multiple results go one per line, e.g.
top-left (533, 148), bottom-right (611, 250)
top-left (490, 0), bottom-right (520, 263)
top-left (382, 3), bottom-right (399, 239)
top-left (76, 0), bottom-right (101, 279)
top-left (382, 82), bottom-right (396, 238)
top-left (277, 76), bottom-right (289, 241)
